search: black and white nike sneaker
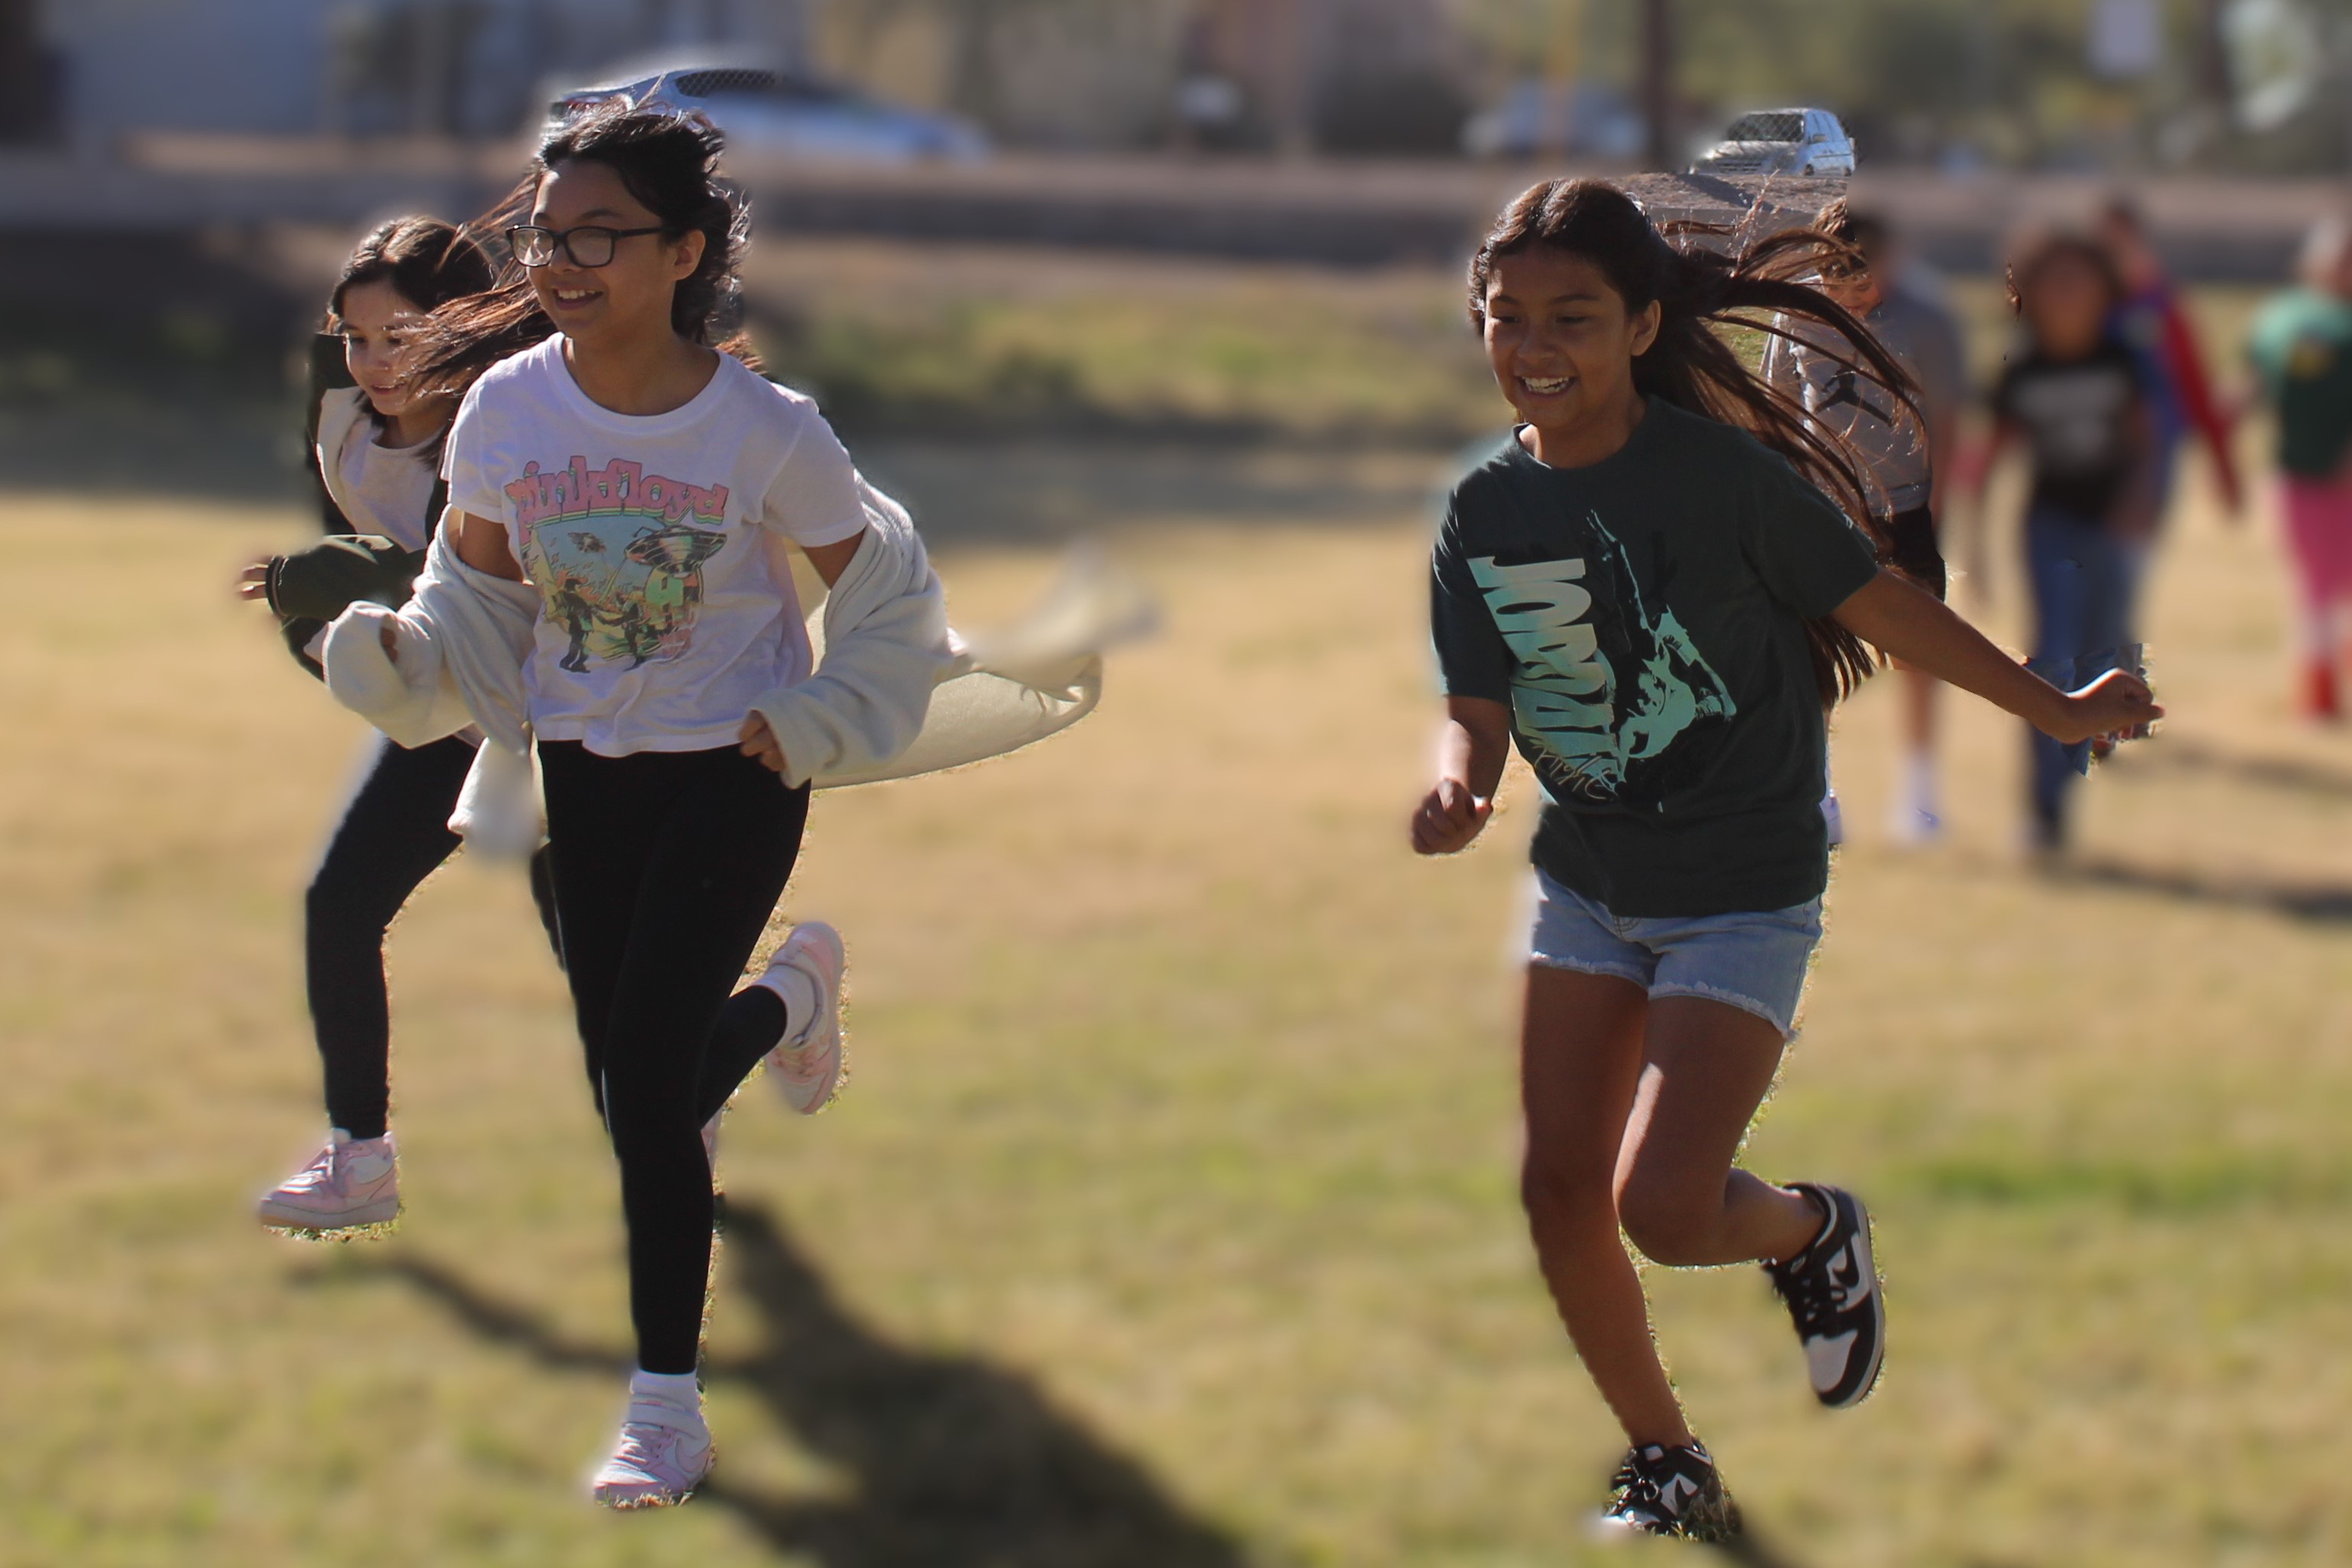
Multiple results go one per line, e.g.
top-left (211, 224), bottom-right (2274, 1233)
top-left (1764, 1181), bottom-right (1884, 1409)
top-left (1591, 1441), bottom-right (1743, 1543)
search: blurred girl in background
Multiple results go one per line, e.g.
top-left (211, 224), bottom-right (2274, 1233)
top-left (1981, 233), bottom-right (2163, 854)
top-left (238, 217), bottom-right (561, 1235)
top-left (2247, 217), bottom-right (2352, 717)
top-left (2098, 198), bottom-right (2243, 527)
top-left (1764, 198), bottom-right (1967, 844)
top-left (1414, 180), bottom-right (2158, 1540)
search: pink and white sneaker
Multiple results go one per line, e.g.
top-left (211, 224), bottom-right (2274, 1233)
top-left (761, 921), bottom-right (846, 1114)
top-left (256, 1131), bottom-right (400, 1234)
top-left (590, 1396), bottom-right (713, 1509)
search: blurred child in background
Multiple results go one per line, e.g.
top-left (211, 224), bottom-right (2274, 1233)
top-left (2247, 217), bottom-right (2352, 718)
top-left (1982, 233), bottom-right (2162, 855)
top-left (2099, 197), bottom-right (2243, 525)
top-left (1765, 200), bottom-right (1967, 843)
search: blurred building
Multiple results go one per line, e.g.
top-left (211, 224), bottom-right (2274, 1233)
top-left (1191, 0), bottom-right (1475, 154)
top-left (34, 0), bottom-right (818, 146)
top-left (824, 0), bottom-right (1477, 154)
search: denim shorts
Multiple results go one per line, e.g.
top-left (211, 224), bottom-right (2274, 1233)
top-left (1527, 870), bottom-right (1823, 1040)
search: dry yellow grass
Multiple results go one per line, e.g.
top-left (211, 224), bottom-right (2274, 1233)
top-left (5, 422), bottom-right (2351, 1566)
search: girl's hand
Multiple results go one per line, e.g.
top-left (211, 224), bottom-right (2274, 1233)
top-left (236, 557), bottom-right (273, 602)
top-left (1411, 778), bottom-right (1492, 855)
top-left (2046, 667), bottom-right (2162, 746)
top-left (739, 712), bottom-right (788, 776)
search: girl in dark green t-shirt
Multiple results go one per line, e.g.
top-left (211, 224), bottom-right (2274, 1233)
top-left (1411, 179), bottom-right (2161, 1542)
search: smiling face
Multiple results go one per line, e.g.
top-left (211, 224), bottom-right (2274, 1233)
top-left (1481, 247), bottom-right (1660, 438)
top-left (525, 158), bottom-right (706, 348)
top-left (337, 277), bottom-right (425, 420)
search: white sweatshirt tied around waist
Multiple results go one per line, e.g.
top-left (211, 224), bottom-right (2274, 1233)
top-left (322, 476), bottom-right (1130, 855)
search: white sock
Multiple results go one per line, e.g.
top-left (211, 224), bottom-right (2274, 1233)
top-left (1904, 750), bottom-right (1936, 815)
top-left (629, 1369), bottom-right (702, 1411)
top-left (330, 1129), bottom-right (395, 1178)
top-left (756, 964), bottom-right (816, 1045)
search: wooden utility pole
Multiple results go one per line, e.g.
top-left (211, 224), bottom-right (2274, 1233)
top-left (2195, 0), bottom-right (2232, 114)
top-left (0, 0), bottom-right (49, 143)
top-left (1544, 0), bottom-right (1582, 157)
top-left (1641, 0), bottom-right (1673, 170)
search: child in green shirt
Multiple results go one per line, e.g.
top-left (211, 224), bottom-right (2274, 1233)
top-left (2248, 217), bottom-right (2352, 717)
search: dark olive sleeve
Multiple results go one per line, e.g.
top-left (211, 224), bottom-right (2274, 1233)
top-left (266, 534), bottom-right (426, 621)
top-left (265, 534), bottom-right (425, 681)
top-left (1431, 504), bottom-right (1514, 703)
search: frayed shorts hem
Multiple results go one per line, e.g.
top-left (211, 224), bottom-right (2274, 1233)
top-left (1648, 981), bottom-right (1804, 1042)
top-left (1526, 871), bottom-right (1820, 1042)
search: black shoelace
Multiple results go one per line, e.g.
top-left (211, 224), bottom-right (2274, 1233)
top-left (1769, 1241), bottom-right (1841, 1334)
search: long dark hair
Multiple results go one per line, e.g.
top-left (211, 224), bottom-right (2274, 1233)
top-left (406, 103), bottom-right (749, 404)
top-left (1468, 178), bottom-right (1914, 704)
top-left (327, 215), bottom-right (495, 326)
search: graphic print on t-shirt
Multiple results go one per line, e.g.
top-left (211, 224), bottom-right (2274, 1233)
top-left (1470, 511), bottom-right (1736, 806)
top-left (505, 455), bottom-right (730, 672)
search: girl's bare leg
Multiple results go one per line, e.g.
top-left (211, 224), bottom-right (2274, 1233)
top-left (1902, 664), bottom-right (1938, 762)
top-left (1613, 996), bottom-right (1823, 1269)
top-left (1518, 967), bottom-right (1690, 1447)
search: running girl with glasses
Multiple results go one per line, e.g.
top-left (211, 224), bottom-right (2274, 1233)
top-left (342, 105), bottom-right (942, 1507)
top-left (1414, 180), bottom-right (2158, 1541)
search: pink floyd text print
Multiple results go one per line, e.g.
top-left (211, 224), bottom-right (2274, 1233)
top-left (505, 456), bottom-right (731, 672)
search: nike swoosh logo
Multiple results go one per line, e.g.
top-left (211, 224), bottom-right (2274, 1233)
top-left (1826, 1242), bottom-right (1874, 1310)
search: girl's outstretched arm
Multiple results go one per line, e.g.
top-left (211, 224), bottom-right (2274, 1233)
top-left (1411, 696), bottom-right (1511, 855)
top-left (1831, 569), bottom-right (2162, 746)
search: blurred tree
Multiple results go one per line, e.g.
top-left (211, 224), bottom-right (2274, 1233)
top-left (839, 0), bottom-right (1116, 126)
top-left (1453, 0), bottom-right (2351, 169)
top-left (0, 0), bottom-right (55, 144)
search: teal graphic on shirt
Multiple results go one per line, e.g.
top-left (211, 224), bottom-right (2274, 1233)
top-left (1468, 511), bottom-right (1736, 806)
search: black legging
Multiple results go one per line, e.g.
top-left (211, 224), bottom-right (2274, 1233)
top-left (536, 740), bottom-right (811, 1376)
top-left (307, 735), bottom-right (560, 1141)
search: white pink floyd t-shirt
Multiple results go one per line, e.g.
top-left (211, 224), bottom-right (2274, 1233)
top-left (443, 335), bottom-right (868, 756)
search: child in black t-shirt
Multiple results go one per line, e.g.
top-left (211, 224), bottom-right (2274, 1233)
top-left (1984, 232), bottom-right (2162, 850)
top-left (1414, 180), bottom-right (2159, 1542)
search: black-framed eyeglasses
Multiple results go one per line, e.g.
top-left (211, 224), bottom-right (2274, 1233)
top-left (505, 223), bottom-right (669, 270)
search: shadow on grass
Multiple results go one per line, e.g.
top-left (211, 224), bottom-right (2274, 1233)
top-left (2110, 736), bottom-right (2352, 802)
top-left (819, 438), bottom-right (1458, 548)
top-left (2046, 854), bottom-right (2352, 925)
top-left (360, 1200), bottom-right (1246, 1568)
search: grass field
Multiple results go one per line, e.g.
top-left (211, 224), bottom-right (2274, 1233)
top-left (8, 286), bottom-right (2352, 1566)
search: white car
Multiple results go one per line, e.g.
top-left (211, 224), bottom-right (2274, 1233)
top-left (1689, 108), bottom-right (1855, 177)
top-left (546, 58), bottom-right (990, 164)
